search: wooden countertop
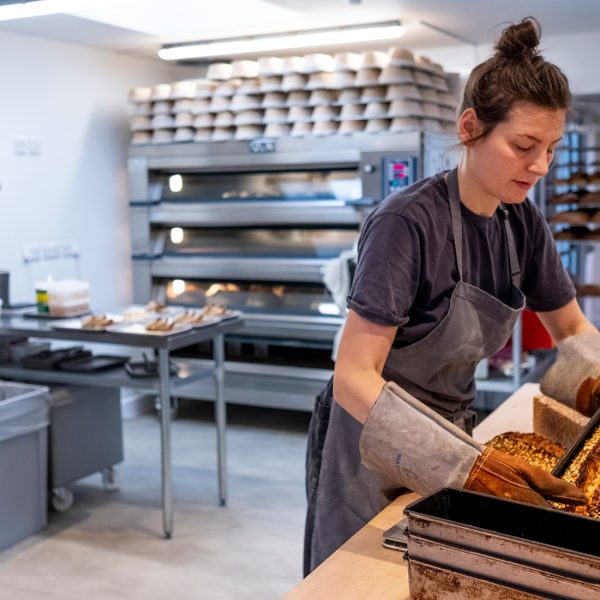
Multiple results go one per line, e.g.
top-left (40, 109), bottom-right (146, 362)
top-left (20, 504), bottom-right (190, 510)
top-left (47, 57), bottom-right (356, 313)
top-left (284, 383), bottom-right (539, 600)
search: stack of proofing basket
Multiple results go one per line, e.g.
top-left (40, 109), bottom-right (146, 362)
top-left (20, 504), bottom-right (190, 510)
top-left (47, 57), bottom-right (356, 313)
top-left (128, 48), bottom-right (457, 145)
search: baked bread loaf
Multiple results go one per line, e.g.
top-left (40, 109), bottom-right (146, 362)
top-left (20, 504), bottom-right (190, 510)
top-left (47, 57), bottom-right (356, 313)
top-left (81, 314), bottom-right (114, 329)
top-left (486, 427), bottom-right (600, 518)
top-left (486, 431), bottom-right (564, 472)
top-left (554, 422), bottom-right (600, 518)
top-left (575, 284), bottom-right (600, 297)
top-left (548, 210), bottom-right (592, 225)
top-left (145, 318), bottom-right (174, 332)
top-left (533, 394), bottom-right (589, 448)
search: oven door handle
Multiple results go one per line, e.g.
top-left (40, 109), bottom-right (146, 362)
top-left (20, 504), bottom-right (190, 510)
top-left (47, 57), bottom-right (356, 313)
top-left (343, 197), bottom-right (377, 207)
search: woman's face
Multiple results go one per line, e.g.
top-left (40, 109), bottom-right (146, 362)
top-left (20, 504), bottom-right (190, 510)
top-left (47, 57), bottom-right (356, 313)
top-left (464, 101), bottom-right (566, 206)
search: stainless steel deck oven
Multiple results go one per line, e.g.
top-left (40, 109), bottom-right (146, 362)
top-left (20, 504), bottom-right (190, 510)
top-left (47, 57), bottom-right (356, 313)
top-left (128, 132), bottom-right (454, 410)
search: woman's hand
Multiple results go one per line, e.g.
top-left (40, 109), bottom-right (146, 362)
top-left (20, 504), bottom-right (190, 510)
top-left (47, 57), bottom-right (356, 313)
top-left (333, 310), bottom-right (397, 424)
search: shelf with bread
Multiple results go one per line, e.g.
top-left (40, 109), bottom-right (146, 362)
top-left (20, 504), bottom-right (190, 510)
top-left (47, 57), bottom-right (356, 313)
top-left (575, 283), bottom-right (600, 297)
top-left (128, 49), bottom-right (458, 145)
top-left (547, 190), bottom-right (600, 206)
top-left (554, 227), bottom-right (600, 242)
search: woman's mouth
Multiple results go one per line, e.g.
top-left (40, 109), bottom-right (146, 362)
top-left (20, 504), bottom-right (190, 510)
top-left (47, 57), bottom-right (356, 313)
top-left (513, 180), bottom-right (534, 190)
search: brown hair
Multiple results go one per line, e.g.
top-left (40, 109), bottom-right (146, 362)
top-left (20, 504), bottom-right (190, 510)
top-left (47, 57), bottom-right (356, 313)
top-left (459, 17), bottom-right (571, 141)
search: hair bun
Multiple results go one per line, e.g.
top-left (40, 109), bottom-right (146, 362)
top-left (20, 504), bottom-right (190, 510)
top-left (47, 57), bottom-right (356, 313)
top-left (495, 17), bottom-right (541, 60)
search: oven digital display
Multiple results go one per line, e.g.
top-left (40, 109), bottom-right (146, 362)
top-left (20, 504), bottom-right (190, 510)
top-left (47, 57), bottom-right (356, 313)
top-left (384, 158), bottom-right (415, 196)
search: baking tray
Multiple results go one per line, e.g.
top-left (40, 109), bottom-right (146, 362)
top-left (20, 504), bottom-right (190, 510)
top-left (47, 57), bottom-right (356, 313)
top-left (124, 358), bottom-right (179, 378)
top-left (382, 517), bottom-right (408, 551)
top-left (171, 315), bottom-right (221, 328)
top-left (21, 347), bottom-right (92, 369)
top-left (57, 355), bottom-right (130, 373)
top-left (105, 322), bottom-right (193, 336)
top-left (22, 309), bottom-right (91, 319)
top-left (49, 314), bottom-right (124, 332)
top-left (404, 488), bottom-right (600, 582)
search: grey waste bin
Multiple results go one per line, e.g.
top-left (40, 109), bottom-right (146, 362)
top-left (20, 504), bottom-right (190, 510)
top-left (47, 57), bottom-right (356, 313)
top-left (48, 386), bottom-right (123, 511)
top-left (0, 380), bottom-right (49, 551)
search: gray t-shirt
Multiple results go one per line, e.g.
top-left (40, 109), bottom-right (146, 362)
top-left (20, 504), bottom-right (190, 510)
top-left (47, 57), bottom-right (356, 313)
top-left (347, 172), bottom-right (575, 348)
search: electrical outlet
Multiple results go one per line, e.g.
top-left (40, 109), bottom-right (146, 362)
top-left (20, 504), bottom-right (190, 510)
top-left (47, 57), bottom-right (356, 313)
top-left (42, 243), bottom-right (61, 260)
top-left (14, 136), bottom-right (28, 156)
top-left (22, 243), bottom-right (41, 263)
top-left (61, 240), bottom-right (79, 258)
top-left (28, 139), bottom-right (41, 156)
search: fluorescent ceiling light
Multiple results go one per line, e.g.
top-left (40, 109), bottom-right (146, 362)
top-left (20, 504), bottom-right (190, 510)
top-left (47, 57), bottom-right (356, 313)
top-left (159, 20), bottom-right (404, 61)
top-left (0, 0), bottom-right (127, 21)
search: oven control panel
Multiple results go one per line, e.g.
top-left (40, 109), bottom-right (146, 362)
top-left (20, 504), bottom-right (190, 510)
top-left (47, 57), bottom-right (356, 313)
top-left (383, 157), bottom-right (416, 196)
top-left (360, 152), bottom-right (420, 203)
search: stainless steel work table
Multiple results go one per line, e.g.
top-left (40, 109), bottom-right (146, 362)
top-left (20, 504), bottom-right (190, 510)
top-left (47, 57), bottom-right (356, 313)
top-left (0, 314), bottom-right (244, 539)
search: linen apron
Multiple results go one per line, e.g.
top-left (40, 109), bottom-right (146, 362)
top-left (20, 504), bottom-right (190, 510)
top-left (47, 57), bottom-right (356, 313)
top-left (304, 168), bottom-right (526, 575)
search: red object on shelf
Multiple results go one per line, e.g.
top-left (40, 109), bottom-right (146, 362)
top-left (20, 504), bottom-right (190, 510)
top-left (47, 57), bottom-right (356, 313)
top-left (521, 308), bottom-right (554, 351)
top-left (491, 309), bottom-right (554, 360)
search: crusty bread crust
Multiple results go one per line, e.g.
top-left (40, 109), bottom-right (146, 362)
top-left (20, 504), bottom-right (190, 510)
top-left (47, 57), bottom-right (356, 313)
top-left (486, 431), bottom-right (564, 472)
top-left (533, 394), bottom-right (589, 449)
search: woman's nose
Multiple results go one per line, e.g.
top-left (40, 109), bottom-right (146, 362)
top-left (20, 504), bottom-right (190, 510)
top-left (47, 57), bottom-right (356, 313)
top-left (528, 151), bottom-right (550, 177)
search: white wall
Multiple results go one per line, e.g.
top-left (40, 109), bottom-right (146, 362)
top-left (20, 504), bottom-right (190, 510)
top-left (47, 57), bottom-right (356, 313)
top-left (0, 30), bottom-right (181, 309)
top-left (422, 30), bottom-right (600, 97)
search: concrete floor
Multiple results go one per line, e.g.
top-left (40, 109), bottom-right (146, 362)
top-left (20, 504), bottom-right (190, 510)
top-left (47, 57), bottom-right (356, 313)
top-left (0, 402), bottom-right (311, 600)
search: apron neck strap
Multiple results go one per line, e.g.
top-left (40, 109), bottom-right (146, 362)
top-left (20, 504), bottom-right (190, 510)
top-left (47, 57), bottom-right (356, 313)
top-left (446, 168), bottom-right (521, 288)
top-left (446, 168), bottom-right (464, 280)
top-left (498, 204), bottom-right (522, 288)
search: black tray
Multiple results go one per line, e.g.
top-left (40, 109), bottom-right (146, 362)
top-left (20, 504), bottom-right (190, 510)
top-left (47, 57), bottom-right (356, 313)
top-left (552, 404), bottom-right (600, 478)
top-left (22, 310), bottom-right (90, 319)
top-left (21, 346), bottom-right (91, 369)
top-left (58, 354), bottom-right (130, 373)
top-left (125, 358), bottom-right (179, 378)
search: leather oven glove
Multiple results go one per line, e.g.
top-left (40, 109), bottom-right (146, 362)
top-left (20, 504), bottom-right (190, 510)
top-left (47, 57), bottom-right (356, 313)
top-left (464, 447), bottom-right (587, 507)
top-left (359, 382), bottom-right (588, 507)
top-left (540, 333), bottom-right (600, 416)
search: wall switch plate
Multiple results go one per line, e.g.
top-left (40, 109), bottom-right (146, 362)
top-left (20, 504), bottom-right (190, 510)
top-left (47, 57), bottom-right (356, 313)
top-left (14, 136), bottom-right (28, 156)
top-left (22, 244), bottom-right (41, 263)
top-left (42, 243), bottom-right (61, 260)
top-left (28, 139), bottom-right (41, 156)
top-left (61, 240), bottom-right (79, 258)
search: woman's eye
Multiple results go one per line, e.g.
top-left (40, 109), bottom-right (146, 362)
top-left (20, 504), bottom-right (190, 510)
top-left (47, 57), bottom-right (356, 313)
top-left (515, 145), bottom-right (532, 152)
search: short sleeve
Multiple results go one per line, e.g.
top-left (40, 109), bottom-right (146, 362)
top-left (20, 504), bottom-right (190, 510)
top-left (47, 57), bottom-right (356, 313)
top-left (521, 204), bottom-right (576, 312)
top-left (347, 213), bottom-right (421, 326)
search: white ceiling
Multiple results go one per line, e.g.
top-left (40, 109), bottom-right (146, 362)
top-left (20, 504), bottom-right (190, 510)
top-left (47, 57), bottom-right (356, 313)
top-left (0, 0), bottom-right (599, 61)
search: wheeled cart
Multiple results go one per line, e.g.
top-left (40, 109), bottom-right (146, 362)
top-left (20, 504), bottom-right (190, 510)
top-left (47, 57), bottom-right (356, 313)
top-left (48, 385), bottom-right (123, 511)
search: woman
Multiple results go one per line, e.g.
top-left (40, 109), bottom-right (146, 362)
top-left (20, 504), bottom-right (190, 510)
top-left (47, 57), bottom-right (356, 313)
top-left (304, 17), bottom-right (592, 575)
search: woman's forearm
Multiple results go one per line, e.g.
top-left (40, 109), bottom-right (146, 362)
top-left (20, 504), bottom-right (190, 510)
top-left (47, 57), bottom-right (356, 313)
top-left (332, 364), bottom-right (386, 424)
top-left (537, 299), bottom-right (599, 343)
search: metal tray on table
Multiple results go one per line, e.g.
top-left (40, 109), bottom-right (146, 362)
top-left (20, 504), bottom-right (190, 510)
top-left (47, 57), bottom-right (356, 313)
top-left (403, 488), bottom-right (600, 599)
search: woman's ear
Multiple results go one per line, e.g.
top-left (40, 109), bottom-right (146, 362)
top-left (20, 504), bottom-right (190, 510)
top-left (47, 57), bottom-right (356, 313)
top-left (458, 108), bottom-right (483, 145)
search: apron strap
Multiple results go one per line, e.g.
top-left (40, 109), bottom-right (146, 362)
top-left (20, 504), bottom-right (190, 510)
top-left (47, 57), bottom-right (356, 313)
top-left (446, 169), bottom-right (464, 280)
top-left (447, 168), bottom-right (521, 289)
top-left (498, 204), bottom-right (521, 288)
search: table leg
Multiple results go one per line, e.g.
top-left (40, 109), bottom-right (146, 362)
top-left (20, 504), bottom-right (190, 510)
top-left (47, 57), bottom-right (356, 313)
top-left (158, 347), bottom-right (173, 538)
top-left (213, 334), bottom-right (227, 506)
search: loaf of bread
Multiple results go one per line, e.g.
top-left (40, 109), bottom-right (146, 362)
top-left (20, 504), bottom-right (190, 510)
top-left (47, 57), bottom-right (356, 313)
top-left (486, 431), bottom-right (565, 472)
top-left (533, 394), bottom-right (589, 448)
top-left (554, 422), bottom-right (600, 519)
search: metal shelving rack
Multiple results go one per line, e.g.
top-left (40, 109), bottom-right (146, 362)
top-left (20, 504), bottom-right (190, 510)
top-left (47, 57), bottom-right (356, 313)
top-left (543, 125), bottom-right (600, 318)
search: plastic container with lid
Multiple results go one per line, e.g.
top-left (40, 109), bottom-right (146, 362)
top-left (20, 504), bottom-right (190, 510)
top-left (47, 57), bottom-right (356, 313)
top-left (39, 280), bottom-right (91, 317)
